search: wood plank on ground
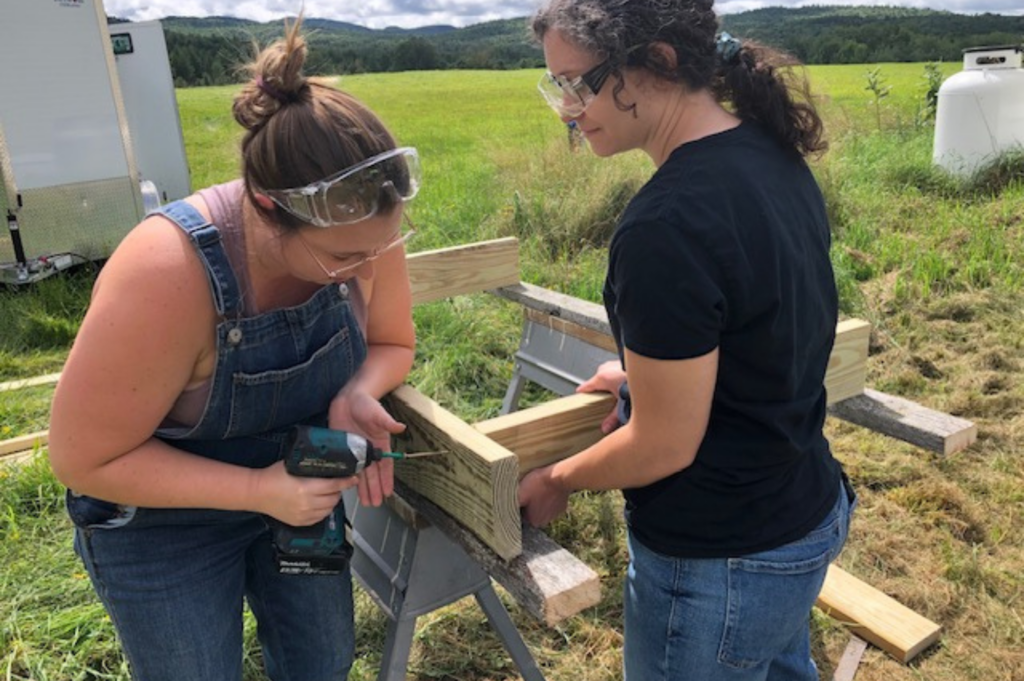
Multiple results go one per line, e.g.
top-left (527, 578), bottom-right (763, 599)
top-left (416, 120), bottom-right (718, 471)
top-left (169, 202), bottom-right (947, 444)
top-left (832, 635), bottom-right (868, 681)
top-left (407, 237), bottom-right (520, 306)
top-left (0, 373), bottom-right (61, 393)
top-left (393, 480), bottom-right (601, 626)
top-left (382, 384), bottom-right (522, 560)
top-left (474, 392), bottom-right (616, 476)
top-left (829, 388), bottom-right (977, 455)
top-left (818, 564), bottom-right (942, 664)
top-left (0, 430), bottom-right (48, 459)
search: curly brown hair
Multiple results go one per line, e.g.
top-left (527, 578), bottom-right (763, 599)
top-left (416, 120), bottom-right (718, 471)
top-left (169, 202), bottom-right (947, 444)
top-left (532, 0), bottom-right (826, 157)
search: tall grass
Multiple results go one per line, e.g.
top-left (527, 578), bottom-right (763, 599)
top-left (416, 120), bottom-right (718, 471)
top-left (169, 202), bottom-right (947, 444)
top-left (2, 62), bottom-right (1024, 680)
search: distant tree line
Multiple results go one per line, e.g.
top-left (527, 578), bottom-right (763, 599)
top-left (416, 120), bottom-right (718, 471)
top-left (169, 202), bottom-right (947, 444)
top-left (156, 17), bottom-right (543, 87)
top-left (115, 8), bottom-right (1024, 87)
top-left (721, 7), bottom-right (1024, 65)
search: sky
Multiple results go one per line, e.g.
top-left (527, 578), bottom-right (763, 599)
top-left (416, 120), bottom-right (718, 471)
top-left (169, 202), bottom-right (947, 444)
top-left (100, 0), bottom-right (1023, 29)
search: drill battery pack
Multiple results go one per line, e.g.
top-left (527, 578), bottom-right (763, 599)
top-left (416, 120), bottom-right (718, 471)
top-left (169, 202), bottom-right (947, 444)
top-left (274, 544), bottom-right (354, 576)
top-left (270, 506), bottom-right (354, 576)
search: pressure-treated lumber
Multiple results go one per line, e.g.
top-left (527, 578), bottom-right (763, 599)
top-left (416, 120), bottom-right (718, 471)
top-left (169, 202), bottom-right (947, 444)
top-left (0, 372), bottom-right (61, 393)
top-left (829, 388), bottom-right (977, 455)
top-left (393, 480), bottom-right (601, 626)
top-left (827, 319), bottom-right (871, 404)
top-left (382, 384), bottom-right (522, 560)
top-left (495, 283), bottom-right (871, 407)
top-left (817, 564), bottom-right (942, 664)
top-left (474, 392), bottom-right (616, 476)
top-left (407, 237), bottom-right (520, 306)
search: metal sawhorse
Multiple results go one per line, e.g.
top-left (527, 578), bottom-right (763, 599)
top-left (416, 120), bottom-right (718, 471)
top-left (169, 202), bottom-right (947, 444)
top-left (501, 311), bottom-right (618, 413)
top-left (343, 491), bottom-right (545, 681)
top-left (346, 303), bottom-right (614, 680)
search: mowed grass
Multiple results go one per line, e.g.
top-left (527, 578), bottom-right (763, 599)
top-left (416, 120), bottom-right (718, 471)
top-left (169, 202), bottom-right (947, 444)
top-left (2, 62), bottom-right (1024, 680)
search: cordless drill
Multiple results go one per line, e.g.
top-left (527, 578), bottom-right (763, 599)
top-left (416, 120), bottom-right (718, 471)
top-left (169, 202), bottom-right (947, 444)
top-left (269, 425), bottom-right (393, 576)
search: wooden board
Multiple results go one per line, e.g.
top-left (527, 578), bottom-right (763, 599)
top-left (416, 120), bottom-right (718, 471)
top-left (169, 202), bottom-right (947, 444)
top-left (827, 320), bottom-right (871, 405)
top-left (0, 372), bottom-right (61, 393)
top-left (407, 237), bottom-right (520, 306)
top-left (382, 385), bottom-right (522, 560)
top-left (474, 392), bottom-right (616, 475)
top-left (818, 564), bottom-right (942, 663)
top-left (829, 388), bottom-right (977, 455)
top-left (493, 282), bottom-right (610, 335)
top-left (394, 480), bottom-right (601, 626)
top-left (0, 430), bottom-right (48, 458)
top-left (832, 635), bottom-right (868, 681)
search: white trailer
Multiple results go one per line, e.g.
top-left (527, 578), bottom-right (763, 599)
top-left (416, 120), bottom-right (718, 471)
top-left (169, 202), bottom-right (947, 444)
top-left (0, 0), bottom-right (189, 284)
top-left (110, 20), bottom-right (191, 206)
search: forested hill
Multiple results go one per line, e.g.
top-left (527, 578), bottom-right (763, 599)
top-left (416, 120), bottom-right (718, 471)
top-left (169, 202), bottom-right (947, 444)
top-left (131, 7), bottom-right (1024, 87)
top-left (719, 6), bottom-right (1023, 64)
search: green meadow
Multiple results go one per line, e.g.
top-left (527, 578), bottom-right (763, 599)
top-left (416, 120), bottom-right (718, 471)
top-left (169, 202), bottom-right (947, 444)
top-left (2, 62), bottom-right (1023, 680)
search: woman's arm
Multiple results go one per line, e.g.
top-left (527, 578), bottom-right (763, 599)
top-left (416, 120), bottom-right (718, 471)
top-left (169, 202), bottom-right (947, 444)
top-left (518, 347), bottom-right (718, 526)
top-left (48, 217), bottom-right (355, 525)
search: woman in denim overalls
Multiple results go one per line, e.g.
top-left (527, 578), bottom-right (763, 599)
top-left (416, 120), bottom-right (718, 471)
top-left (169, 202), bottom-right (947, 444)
top-left (48, 19), bottom-right (417, 681)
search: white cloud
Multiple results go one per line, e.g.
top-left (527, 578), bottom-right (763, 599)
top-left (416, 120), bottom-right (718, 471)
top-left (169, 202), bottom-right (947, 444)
top-left (101, 0), bottom-right (1022, 27)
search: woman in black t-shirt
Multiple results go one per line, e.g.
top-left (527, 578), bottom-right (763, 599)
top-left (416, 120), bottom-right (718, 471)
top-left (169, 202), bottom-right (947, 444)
top-left (519, 1), bottom-right (857, 679)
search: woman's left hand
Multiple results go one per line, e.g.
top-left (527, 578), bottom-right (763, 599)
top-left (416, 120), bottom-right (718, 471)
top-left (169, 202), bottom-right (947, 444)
top-left (329, 388), bottom-right (405, 507)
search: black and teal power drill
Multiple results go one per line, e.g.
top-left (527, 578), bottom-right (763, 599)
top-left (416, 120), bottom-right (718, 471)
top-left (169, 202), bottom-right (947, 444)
top-left (270, 425), bottom-right (400, 576)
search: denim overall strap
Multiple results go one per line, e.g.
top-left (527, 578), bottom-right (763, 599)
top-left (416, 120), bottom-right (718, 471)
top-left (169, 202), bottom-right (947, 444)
top-left (152, 200), bottom-right (244, 318)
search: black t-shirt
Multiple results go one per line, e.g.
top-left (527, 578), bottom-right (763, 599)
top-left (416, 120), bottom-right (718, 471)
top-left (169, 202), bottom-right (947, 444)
top-left (605, 122), bottom-right (842, 558)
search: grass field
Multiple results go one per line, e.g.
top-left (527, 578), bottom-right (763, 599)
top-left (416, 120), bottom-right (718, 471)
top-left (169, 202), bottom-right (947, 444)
top-left (2, 61), bottom-right (1023, 680)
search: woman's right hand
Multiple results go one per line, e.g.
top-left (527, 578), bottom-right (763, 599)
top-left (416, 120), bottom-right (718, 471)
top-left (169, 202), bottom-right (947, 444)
top-left (251, 461), bottom-right (359, 526)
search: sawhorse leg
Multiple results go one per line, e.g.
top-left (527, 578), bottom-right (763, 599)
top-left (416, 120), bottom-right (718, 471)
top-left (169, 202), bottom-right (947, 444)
top-left (475, 584), bottom-right (545, 680)
top-left (344, 491), bottom-right (545, 681)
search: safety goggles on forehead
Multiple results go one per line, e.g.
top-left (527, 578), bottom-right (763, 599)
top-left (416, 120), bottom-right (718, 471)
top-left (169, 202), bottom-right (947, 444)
top-left (265, 146), bottom-right (421, 228)
top-left (537, 60), bottom-right (613, 118)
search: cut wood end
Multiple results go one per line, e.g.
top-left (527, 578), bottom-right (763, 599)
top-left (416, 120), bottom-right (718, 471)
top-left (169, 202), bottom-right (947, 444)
top-left (541, 577), bottom-right (602, 627)
top-left (943, 423), bottom-right (978, 455)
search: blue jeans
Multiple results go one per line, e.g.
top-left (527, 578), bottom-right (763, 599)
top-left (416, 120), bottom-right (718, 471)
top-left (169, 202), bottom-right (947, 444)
top-left (74, 507), bottom-right (355, 681)
top-left (623, 478), bottom-right (856, 681)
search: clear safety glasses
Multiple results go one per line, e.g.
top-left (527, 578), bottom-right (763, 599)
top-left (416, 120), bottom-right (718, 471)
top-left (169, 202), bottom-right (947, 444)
top-left (265, 147), bottom-right (421, 228)
top-left (537, 60), bottom-right (613, 118)
top-left (300, 214), bottom-right (417, 279)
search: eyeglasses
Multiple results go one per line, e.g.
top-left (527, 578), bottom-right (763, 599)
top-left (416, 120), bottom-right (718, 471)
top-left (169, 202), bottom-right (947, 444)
top-left (300, 214), bottom-right (417, 279)
top-left (265, 147), bottom-right (421, 228)
top-left (537, 60), bottom-right (613, 118)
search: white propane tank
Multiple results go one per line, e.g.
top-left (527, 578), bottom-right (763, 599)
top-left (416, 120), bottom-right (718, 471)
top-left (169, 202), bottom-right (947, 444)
top-left (933, 45), bottom-right (1024, 177)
